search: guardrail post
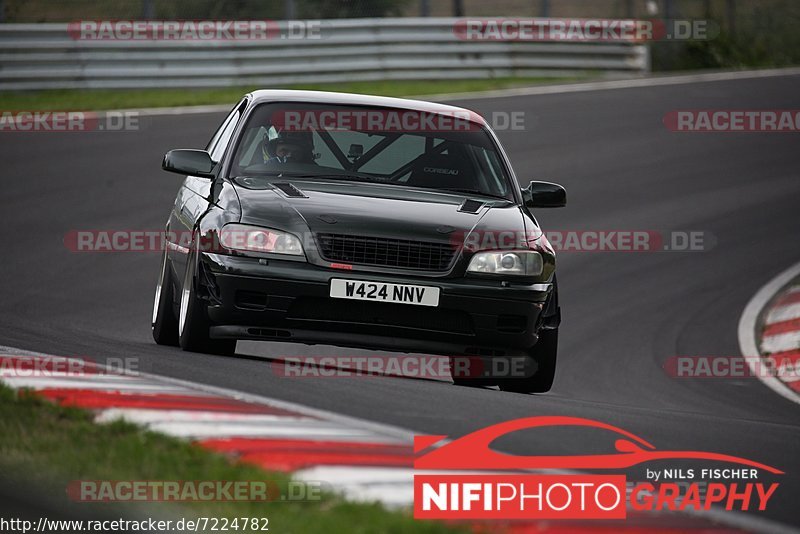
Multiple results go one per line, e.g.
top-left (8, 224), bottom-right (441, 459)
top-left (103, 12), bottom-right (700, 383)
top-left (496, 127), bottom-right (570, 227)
top-left (420, 0), bottom-right (430, 17)
top-left (141, 0), bottom-right (155, 19)
top-left (726, 0), bottom-right (736, 35)
top-left (625, 0), bottom-right (634, 18)
top-left (663, 0), bottom-right (675, 19)
top-left (285, 0), bottom-right (297, 20)
top-left (540, 0), bottom-right (551, 18)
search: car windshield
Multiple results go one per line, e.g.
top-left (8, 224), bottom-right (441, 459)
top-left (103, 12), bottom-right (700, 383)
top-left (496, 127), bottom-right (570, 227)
top-left (229, 102), bottom-right (514, 200)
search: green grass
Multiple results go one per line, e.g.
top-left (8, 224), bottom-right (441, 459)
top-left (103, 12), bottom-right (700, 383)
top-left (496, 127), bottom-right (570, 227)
top-left (0, 77), bottom-right (585, 111)
top-left (0, 384), bottom-right (460, 533)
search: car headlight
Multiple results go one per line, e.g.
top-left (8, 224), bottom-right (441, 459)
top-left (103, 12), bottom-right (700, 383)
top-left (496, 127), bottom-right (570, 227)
top-left (467, 250), bottom-right (542, 276)
top-left (219, 224), bottom-right (304, 256)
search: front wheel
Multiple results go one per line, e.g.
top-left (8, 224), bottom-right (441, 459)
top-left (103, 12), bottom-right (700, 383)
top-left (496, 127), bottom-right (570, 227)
top-left (178, 248), bottom-right (236, 356)
top-left (498, 328), bottom-right (558, 394)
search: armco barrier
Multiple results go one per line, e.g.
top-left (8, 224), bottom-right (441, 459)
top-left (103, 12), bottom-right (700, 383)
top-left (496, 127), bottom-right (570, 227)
top-left (0, 19), bottom-right (649, 91)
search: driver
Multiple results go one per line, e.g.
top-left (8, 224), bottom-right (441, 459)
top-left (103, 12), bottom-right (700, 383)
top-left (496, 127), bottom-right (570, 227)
top-left (262, 130), bottom-right (316, 164)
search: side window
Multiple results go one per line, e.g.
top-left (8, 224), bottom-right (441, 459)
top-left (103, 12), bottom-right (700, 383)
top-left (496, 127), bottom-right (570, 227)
top-left (206, 100), bottom-right (245, 162)
top-left (237, 126), bottom-right (268, 167)
top-left (205, 104), bottom-right (239, 151)
top-left (209, 109), bottom-right (242, 162)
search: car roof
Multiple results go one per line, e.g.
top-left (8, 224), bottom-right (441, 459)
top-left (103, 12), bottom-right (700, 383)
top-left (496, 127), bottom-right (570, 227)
top-left (247, 89), bottom-right (487, 126)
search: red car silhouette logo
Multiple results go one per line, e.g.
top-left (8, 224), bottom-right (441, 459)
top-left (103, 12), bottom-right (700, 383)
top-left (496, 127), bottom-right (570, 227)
top-left (414, 416), bottom-right (783, 474)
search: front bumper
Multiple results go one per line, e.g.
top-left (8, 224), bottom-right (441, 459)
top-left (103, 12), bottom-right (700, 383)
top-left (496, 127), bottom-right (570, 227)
top-left (200, 253), bottom-right (552, 357)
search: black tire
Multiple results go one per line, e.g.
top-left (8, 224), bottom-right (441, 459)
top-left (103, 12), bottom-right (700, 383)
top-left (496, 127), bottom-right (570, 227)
top-left (178, 248), bottom-right (236, 356)
top-left (498, 328), bottom-right (558, 394)
top-left (152, 248), bottom-right (179, 346)
top-left (449, 356), bottom-right (498, 387)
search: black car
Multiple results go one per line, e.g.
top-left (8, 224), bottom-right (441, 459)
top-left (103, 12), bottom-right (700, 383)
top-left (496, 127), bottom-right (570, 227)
top-left (152, 90), bottom-right (565, 393)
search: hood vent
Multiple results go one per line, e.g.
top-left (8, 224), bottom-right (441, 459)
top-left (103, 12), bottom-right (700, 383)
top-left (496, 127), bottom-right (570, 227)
top-left (458, 198), bottom-right (484, 214)
top-left (273, 182), bottom-right (307, 198)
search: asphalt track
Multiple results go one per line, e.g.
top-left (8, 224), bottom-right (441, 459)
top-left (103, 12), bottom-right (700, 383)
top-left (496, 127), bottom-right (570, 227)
top-left (2, 73), bottom-right (799, 528)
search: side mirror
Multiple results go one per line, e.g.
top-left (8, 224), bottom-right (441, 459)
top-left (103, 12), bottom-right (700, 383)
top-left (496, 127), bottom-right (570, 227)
top-left (522, 181), bottom-right (566, 208)
top-left (162, 149), bottom-right (215, 178)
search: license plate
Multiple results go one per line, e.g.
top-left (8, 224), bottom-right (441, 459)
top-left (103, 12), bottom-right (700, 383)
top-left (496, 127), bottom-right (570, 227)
top-left (330, 279), bottom-right (440, 307)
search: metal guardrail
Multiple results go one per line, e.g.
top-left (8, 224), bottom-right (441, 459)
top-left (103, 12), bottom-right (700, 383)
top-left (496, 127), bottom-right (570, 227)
top-left (0, 19), bottom-right (649, 91)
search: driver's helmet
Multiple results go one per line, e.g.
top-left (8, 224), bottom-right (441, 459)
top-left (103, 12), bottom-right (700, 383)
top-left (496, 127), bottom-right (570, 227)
top-left (263, 128), bottom-right (315, 164)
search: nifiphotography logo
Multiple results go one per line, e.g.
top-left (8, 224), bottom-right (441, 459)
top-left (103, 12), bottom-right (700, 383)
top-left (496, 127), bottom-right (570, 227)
top-left (413, 416), bottom-right (782, 520)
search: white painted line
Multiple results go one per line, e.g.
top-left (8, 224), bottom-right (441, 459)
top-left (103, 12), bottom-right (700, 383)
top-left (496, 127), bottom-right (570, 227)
top-left (292, 467), bottom-right (501, 508)
top-left (765, 303), bottom-right (800, 325)
top-left (0, 370), bottom-right (100, 378)
top-left (296, 470), bottom-right (414, 508)
top-left (145, 421), bottom-right (386, 440)
top-left (428, 67), bottom-right (800, 102)
top-left (0, 375), bottom-right (191, 393)
top-left (292, 465), bottom-right (414, 509)
top-left (761, 331), bottom-right (800, 354)
top-left (94, 408), bottom-right (314, 425)
top-left (777, 372), bottom-right (800, 384)
top-left (293, 466), bottom-right (524, 488)
top-left (127, 366), bottom-right (415, 444)
top-left (738, 261), bottom-right (800, 406)
top-left (295, 466), bottom-right (415, 487)
top-left (0, 345), bottom-right (412, 444)
top-left (0, 369), bottom-right (170, 383)
top-left (117, 104), bottom-right (230, 117)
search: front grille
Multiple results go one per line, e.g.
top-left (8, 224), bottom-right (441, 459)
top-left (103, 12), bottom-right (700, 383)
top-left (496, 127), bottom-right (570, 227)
top-left (316, 233), bottom-right (456, 271)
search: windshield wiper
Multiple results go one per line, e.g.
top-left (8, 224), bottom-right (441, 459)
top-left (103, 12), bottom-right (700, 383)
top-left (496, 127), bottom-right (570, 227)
top-left (236, 171), bottom-right (370, 180)
top-left (277, 172), bottom-right (383, 183)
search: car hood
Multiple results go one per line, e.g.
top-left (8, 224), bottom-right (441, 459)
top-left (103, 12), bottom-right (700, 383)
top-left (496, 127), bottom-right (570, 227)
top-left (231, 178), bottom-right (538, 246)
